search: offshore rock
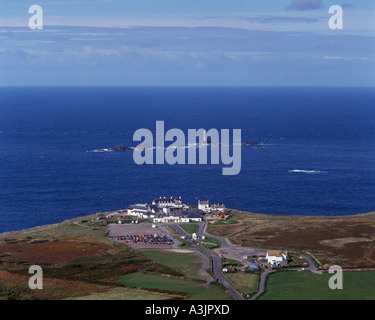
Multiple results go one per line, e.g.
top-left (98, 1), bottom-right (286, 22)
top-left (110, 145), bottom-right (132, 151)
top-left (243, 141), bottom-right (263, 147)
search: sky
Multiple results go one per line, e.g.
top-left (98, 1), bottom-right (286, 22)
top-left (0, 0), bottom-right (374, 86)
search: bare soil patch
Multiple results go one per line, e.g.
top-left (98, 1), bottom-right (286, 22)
top-left (214, 247), bottom-right (267, 262)
top-left (320, 237), bottom-right (373, 248)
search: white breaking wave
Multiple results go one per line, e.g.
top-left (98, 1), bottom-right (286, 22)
top-left (87, 148), bottom-right (113, 153)
top-left (289, 169), bottom-right (320, 173)
top-left (134, 142), bottom-right (154, 150)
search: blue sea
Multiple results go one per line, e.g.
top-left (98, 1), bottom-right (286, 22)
top-left (0, 87), bottom-right (375, 233)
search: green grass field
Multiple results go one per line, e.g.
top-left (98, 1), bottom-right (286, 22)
top-left (140, 249), bottom-right (204, 280)
top-left (201, 237), bottom-right (221, 249)
top-left (179, 223), bottom-right (199, 235)
top-left (225, 272), bottom-right (259, 298)
top-left (211, 220), bottom-right (239, 226)
top-left (66, 287), bottom-right (182, 300)
top-left (117, 272), bottom-right (230, 300)
top-left (177, 238), bottom-right (196, 249)
top-left (222, 258), bottom-right (241, 266)
top-left (261, 271), bottom-right (375, 300)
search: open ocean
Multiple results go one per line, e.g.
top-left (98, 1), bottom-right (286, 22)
top-left (0, 87), bottom-right (375, 233)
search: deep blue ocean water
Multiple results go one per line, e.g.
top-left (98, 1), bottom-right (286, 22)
top-left (0, 87), bottom-right (374, 233)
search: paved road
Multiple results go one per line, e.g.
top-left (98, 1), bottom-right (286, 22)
top-left (170, 223), bottom-right (244, 300)
top-left (249, 252), bottom-right (320, 300)
top-left (171, 222), bottom-right (322, 301)
top-left (249, 268), bottom-right (276, 300)
top-left (201, 222), bottom-right (231, 248)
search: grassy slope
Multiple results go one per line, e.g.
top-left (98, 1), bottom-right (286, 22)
top-left (224, 272), bottom-right (259, 298)
top-left (201, 237), bottom-right (221, 249)
top-left (178, 223), bottom-right (199, 235)
top-left (139, 249), bottom-right (205, 281)
top-left (0, 214), bottom-right (211, 300)
top-left (117, 272), bottom-right (229, 300)
top-left (66, 287), bottom-right (182, 300)
top-left (3, 209), bottom-right (375, 300)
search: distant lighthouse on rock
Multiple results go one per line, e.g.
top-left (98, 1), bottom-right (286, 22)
top-left (201, 130), bottom-right (211, 145)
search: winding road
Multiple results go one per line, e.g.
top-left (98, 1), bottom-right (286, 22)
top-left (169, 221), bottom-right (321, 301)
top-left (249, 253), bottom-right (319, 300)
top-left (170, 222), bottom-right (244, 300)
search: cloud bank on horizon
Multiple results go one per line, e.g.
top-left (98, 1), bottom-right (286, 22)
top-left (287, 0), bottom-right (324, 11)
top-left (0, 0), bottom-right (374, 86)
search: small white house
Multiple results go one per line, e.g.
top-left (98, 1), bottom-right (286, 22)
top-left (266, 250), bottom-right (288, 265)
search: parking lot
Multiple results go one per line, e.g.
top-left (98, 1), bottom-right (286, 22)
top-left (108, 223), bottom-right (179, 249)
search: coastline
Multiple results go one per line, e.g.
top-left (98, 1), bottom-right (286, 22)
top-left (1, 207), bottom-right (375, 300)
top-left (1, 208), bottom-right (375, 237)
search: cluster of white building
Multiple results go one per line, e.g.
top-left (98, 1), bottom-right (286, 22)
top-left (126, 196), bottom-right (214, 223)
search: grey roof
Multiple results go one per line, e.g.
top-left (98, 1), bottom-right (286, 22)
top-left (149, 204), bottom-right (161, 211)
top-left (129, 204), bottom-right (149, 210)
top-left (247, 262), bottom-right (259, 270)
top-left (176, 210), bottom-right (201, 218)
top-left (186, 212), bottom-right (201, 218)
top-left (154, 199), bottom-right (175, 203)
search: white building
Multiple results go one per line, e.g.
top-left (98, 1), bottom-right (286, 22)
top-left (127, 204), bottom-right (149, 214)
top-left (153, 216), bottom-right (181, 223)
top-left (127, 204), bottom-right (160, 219)
top-left (152, 196), bottom-right (183, 208)
top-left (266, 250), bottom-right (288, 265)
top-left (152, 211), bottom-right (202, 224)
top-left (210, 203), bottom-right (226, 211)
top-left (198, 200), bottom-right (225, 212)
top-left (198, 200), bottom-right (210, 211)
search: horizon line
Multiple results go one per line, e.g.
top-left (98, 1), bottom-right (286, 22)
top-left (1, 85), bottom-right (374, 88)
